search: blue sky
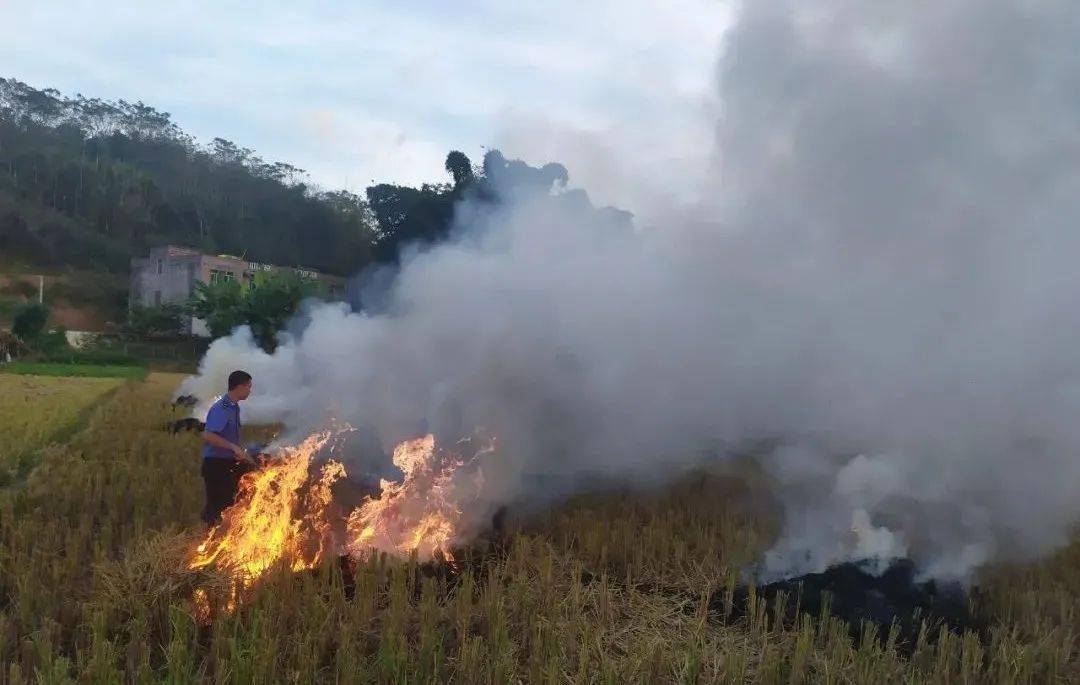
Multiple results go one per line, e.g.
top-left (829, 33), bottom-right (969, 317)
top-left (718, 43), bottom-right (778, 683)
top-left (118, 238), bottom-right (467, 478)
top-left (0, 1), bottom-right (730, 215)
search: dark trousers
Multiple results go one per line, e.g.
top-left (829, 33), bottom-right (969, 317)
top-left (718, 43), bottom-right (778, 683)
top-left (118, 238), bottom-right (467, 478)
top-left (201, 458), bottom-right (256, 526)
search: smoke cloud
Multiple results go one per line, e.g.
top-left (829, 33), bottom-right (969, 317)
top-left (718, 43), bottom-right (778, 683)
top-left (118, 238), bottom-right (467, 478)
top-left (181, 0), bottom-right (1080, 582)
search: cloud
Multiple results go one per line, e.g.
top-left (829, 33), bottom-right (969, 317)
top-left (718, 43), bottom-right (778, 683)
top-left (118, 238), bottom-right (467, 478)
top-left (0, 0), bottom-right (728, 198)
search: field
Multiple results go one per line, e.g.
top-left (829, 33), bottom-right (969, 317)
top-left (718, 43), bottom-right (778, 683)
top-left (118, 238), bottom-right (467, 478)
top-left (0, 375), bottom-right (1078, 683)
top-left (0, 362), bottom-right (149, 380)
top-left (0, 374), bottom-right (124, 482)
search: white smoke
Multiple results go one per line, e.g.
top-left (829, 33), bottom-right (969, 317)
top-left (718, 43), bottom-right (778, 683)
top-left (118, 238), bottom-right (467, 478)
top-left (181, 0), bottom-right (1080, 582)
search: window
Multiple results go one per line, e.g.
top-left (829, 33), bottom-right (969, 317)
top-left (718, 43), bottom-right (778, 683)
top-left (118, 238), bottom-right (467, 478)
top-left (210, 269), bottom-right (236, 284)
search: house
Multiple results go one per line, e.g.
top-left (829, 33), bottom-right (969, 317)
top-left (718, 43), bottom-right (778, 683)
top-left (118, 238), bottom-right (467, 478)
top-left (130, 245), bottom-right (348, 336)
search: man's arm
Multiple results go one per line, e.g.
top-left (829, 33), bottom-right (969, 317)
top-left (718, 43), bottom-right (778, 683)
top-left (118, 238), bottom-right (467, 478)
top-left (202, 429), bottom-right (254, 463)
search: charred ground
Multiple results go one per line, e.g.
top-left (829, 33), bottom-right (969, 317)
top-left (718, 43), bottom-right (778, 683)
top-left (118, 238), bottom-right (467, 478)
top-left (722, 559), bottom-right (983, 651)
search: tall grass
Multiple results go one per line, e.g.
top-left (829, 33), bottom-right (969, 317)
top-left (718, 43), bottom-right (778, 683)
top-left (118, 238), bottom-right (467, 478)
top-left (0, 373), bottom-right (1077, 682)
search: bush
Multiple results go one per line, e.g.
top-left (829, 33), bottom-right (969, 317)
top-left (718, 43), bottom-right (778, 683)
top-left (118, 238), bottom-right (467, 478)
top-left (187, 272), bottom-right (322, 352)
top-left (123, 304), bottom-right (185, 341)
top-left (39, 348), bottom-right (142, 366)
top-left (12, 302), bottom-right (48, 342)
top-left (33, 329), bottom-right (70, 355)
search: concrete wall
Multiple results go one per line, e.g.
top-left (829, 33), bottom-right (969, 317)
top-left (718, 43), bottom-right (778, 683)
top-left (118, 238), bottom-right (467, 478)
top-left (64, 331), bottom-right (99, 349)
top-left (130, 247), bottom-right (204, 335)
top-left (132, 248), bottom-right (194, 305)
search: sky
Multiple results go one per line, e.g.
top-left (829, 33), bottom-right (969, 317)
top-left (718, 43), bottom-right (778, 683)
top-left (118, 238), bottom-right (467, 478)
top-left (0, 0), bottom-right (731, 217)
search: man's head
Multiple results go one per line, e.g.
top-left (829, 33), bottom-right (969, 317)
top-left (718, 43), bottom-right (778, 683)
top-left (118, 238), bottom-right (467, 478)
top-left (227, 370), bottom-right (253, 401)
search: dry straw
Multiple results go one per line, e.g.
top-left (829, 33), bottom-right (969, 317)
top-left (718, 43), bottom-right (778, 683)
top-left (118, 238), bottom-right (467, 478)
top-left (0, 374), bottom-right (1076, 682)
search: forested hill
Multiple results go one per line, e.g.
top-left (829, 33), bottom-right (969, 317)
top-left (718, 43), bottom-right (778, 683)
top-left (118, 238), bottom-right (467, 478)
top-left (0, 78), bottom-right (376, 275)
top-left (0, 77), bottom-right (632, 279)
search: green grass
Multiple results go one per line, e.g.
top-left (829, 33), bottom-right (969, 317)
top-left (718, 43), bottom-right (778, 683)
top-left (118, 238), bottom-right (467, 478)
top-left (0, 361), bottom-right (148, 379)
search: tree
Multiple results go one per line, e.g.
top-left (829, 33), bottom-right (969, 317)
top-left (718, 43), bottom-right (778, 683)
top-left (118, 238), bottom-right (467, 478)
top-left (366, 182), bottom-right (457, 263)
top-left (241, 272), bottom-right (323, 352)
top-left (367, 148), bottom-right (627, 265)
top-left (444, 150), bottom-right (473, 187)
top-left (0, 78), bottom-right (378, 277)
top-left (186, 279), bottom-right (245, 340)
top-left (12, 302), bottom-right (48, 342)
top-left (122, 303), bottom-right (185, 340)
top-left (186, 272), bottom-right (323, 352)
top-left (482, 149), bottom-right (506, 178)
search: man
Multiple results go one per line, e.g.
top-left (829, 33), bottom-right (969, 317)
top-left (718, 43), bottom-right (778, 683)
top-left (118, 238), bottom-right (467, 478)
top-left (200, 370), bottom-right (257, 526)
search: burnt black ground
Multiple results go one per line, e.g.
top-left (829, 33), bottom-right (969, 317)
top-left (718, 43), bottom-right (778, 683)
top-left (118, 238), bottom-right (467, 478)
top-left (166, 417), bottom-right (205, 434)
top-left (718, 559), bottom-right (984, 649)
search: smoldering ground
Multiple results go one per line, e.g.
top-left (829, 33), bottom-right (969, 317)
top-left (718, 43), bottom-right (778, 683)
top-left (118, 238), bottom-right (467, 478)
top-left (181, 0), bottom-right (1080, 584)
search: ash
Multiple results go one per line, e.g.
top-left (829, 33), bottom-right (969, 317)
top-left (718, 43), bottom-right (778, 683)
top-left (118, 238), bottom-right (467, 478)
top-left (721, 559), bottom-right (982, 648)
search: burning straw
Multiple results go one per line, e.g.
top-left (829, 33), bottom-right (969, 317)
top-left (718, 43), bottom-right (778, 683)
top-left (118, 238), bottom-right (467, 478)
top-left (188, 430), bottom-right (494, 613)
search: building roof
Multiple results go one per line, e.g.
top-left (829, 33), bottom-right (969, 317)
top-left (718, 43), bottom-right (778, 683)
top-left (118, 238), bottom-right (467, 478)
top-left (144, 245), bottom-right (347, 284)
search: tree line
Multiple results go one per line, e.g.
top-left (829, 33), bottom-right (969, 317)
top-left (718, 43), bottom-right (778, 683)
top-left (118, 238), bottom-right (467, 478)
top-left (0, 76), bottom-right (633, 348)
top-left (0, 78), bottom-right (374, 275)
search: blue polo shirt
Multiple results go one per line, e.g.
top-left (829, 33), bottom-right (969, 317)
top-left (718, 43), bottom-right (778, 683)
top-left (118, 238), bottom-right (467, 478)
top-left (202, 394), bottom-right (241, 459)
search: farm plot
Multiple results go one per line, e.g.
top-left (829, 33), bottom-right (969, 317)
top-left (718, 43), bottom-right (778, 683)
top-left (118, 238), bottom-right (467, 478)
top-left (0, 374), bottom-right (1077, 682)
top-left (0, 374), bottom-right (124, 479)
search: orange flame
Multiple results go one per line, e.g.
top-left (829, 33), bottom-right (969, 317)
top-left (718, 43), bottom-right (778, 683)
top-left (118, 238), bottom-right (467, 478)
top-left (346, 434), bottom-right (467, 561)
top-left (190, 433), bottom-right (343, 583)
top-left (192, 588), bottom-right (211, 625)
top-left (189, 430), bottom-right (492, 610)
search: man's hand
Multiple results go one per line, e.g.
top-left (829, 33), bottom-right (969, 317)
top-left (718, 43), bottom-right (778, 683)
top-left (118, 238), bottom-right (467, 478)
top-left (232, 444), bottom-right (255, 464)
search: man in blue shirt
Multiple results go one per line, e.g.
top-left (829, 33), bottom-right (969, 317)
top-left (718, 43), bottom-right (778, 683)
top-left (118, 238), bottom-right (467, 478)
top-left (200, 370), bottom-right (257, 526)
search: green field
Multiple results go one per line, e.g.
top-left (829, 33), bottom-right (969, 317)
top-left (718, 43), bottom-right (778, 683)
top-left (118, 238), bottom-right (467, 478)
top-left (0, 375), bottom-right (1076, 682)
top-left (0, 361), bottom-right (148, 379)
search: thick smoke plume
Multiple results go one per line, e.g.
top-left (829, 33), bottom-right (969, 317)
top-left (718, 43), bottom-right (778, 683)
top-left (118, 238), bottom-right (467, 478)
top-left (182, 0), bottom-right (1080, 582)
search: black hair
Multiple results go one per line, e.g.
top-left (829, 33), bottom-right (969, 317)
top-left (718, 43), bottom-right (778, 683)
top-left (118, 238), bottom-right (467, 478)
top-left (228, 370), bottom-right (253, 390)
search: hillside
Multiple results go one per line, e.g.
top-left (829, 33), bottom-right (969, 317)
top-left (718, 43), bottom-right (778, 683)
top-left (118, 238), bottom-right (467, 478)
top-left (0, 78), bottom-right (379, 277)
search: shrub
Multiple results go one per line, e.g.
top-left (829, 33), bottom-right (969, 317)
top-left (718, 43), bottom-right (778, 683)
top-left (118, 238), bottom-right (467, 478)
top-left (123, 304), bottom-right (185, 341)
top-left (12, 302), bottom-right (48, 341)
top-left (40, 348), bottom-right (142, 366)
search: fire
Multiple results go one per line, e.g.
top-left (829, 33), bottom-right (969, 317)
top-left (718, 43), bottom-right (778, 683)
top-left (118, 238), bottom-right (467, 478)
top-left (189, 430), bottom-right (492, 612)
top-left (190, 432), bottom-right (343, 582)
top-left (192, 588), bottom-right (211, 625)
top-left (345, 434), bottom-right (469, 561)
